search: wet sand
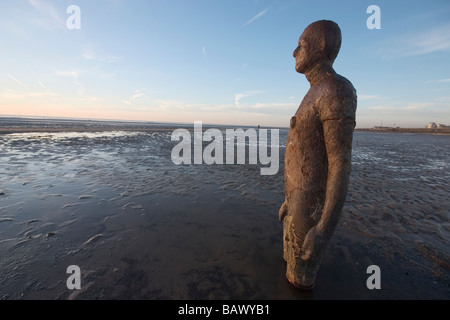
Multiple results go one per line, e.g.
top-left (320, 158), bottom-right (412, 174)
top-left (0, 118), bottom-right (449, 300)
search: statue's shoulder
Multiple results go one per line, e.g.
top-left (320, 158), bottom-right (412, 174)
top-left (316, 73), bottom-right (357, 121)
top-left (323, 73), bottom-right (356, 98)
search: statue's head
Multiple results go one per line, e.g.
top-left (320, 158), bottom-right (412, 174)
top-left (293, 20), bottom-right (342, 74)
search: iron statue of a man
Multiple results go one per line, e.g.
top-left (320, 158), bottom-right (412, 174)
top-left (279, 20), bottom-right (357, 289)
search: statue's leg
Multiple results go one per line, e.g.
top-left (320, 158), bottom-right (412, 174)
top-left (284, 189), bottom-right (320, 289)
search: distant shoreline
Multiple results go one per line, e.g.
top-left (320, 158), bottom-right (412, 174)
top-left (2, 127), bottom-right (449, 135)
top-left (0, 126), bottom-right (177, 135)
top-left (0, 116), bottom-right (448, 135)
top-left (0, 117), bottom-right (284, 135)
top-left (355, 128), bottom-right (450, 135)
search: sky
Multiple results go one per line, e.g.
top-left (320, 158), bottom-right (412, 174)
top-left (1, 0), bottom-right (450, 128)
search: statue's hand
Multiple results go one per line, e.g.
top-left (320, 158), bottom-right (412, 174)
top-left (279, 201), bottom-right (288, 221)
top-left (301, 226), bottom-right (326, 261)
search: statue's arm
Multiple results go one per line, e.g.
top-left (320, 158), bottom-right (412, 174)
top-left (318, 118), bottom-right (354, 233)
top-left (301, 116), bottom-right (355, 260)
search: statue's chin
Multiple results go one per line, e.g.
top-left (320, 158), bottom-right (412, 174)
top-left (295, 64), bottom-right (306, 74)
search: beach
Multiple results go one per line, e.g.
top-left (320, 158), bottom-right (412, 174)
top-left (0, 118), bottom-right (448, 300)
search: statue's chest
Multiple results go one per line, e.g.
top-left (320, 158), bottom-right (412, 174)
top-left (294, 91), bottom-right (321, 129)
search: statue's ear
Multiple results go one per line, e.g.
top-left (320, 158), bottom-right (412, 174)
top-left (320, 37), bottom-right (327, 54)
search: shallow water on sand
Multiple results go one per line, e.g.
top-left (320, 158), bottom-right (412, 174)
top-left (0, 129), bottom-right (448, 299)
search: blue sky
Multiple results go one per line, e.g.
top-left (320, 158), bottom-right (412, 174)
top-left (1, 0), bottom-right (450, 128)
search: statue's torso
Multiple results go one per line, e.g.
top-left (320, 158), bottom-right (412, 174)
top-left (284, 73), bottom-right (356, 219)
top-left (285, 85), bottom-right (328, 198)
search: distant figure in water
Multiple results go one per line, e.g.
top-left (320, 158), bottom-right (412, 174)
top-left (279, 20), bottom-right (357, 289)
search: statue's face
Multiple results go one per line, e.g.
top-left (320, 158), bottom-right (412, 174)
top-left (293, 27), bottom-right (323, 74)
top-left (293, 34), bottom-right (317, 74)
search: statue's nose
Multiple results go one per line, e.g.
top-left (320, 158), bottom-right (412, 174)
top-left (293, 46), bottom-right (299, 57)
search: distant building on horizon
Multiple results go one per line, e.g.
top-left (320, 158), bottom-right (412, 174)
top-left (373, 126), bottom-right (395, 130)
top-left (427, 122), bottom-right (449, 129)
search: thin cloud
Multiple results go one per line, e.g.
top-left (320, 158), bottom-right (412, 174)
top-left (38, 81), bottom-right (49, 91)
top-left (368, 101), bottom-right (445, 113)
top-left (234, 90), bottom-right (265, 107)
top-left (131, 89), bottom-right (147, 100)
top-left (378, 23), bottom-right (450, 58)
top-left (411, 24), bottom-right (450, 55)
top-left (54, 69), bottom-right (86, 95)
top-left (362, 99), bottom-right (450, 127)
top-left (426, 78), bottom-right (450, 84)
top-left (404, 102), bottom-right (435, 111)
top-left (153, 98), bottom-right (295, 116)
top-left (435, 97), bottom-right (450, 102)
top-left (234, 93), bottom-right (246, 107)
top-left (8, 75), bottom-right (29, 89)
top-left (131, 92), bottom-right (146, 100)
top-left (242, 7), bottom-right (269, 27)
top-left (27, 0), bottom-right (66, 31)
top-left (82, 52), bottom-right (119, 63)
top-left (358, 94), bottom-right (386, 101)
top-left (1, 87), bottom-right (59, 99)
top-left (0, 89), bottom-right (25, 99)
top-left (123, 89), bottom-right (149, 105)
top-left (202, 46), bottom-right (207, 58)
top-left (55, 69), bottom-right (85, 78)
top-left (250, 102), bottom-right (297, 110)
top-left (28, 91), bottom-right (59, 98)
